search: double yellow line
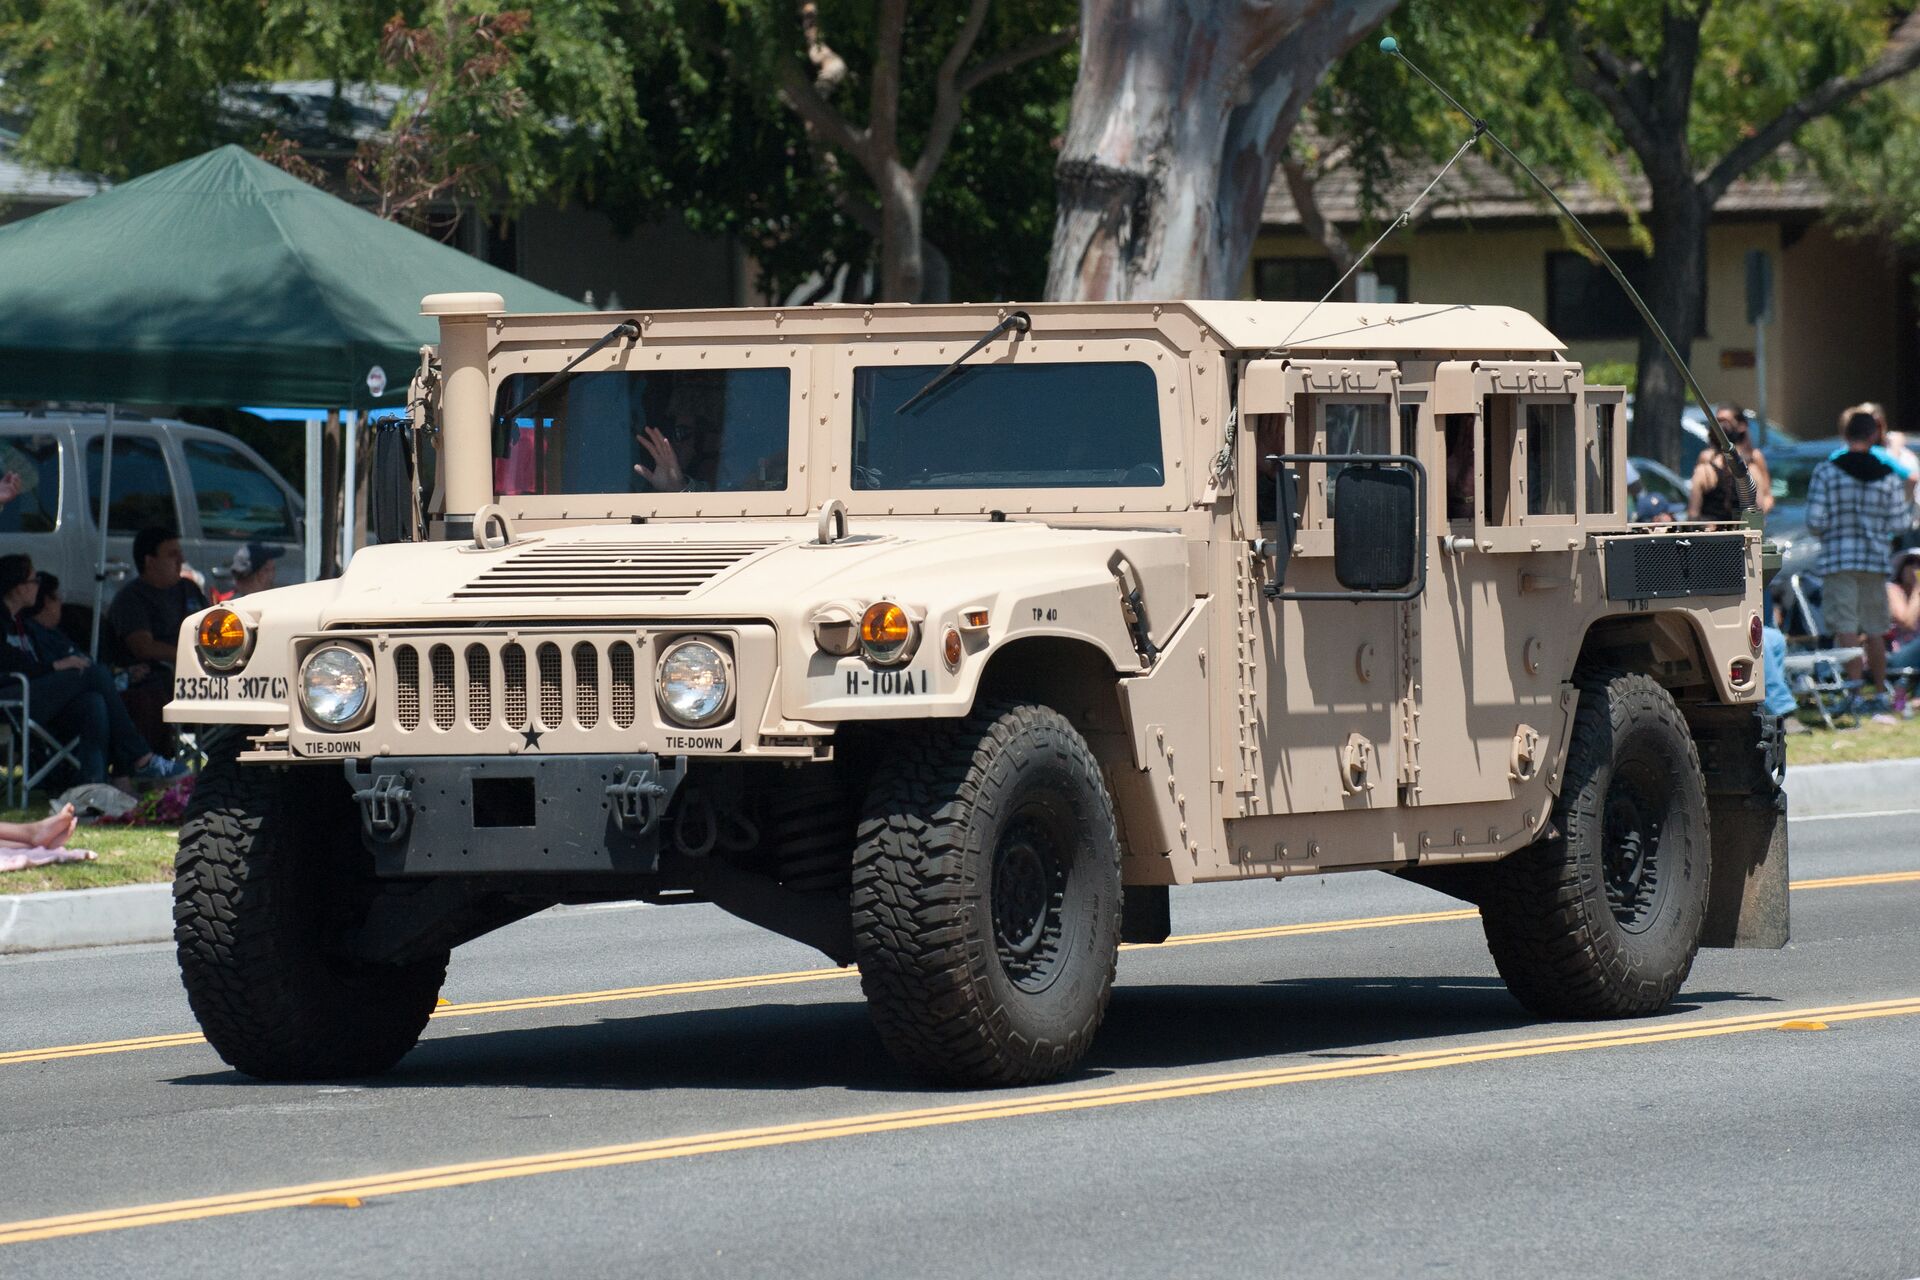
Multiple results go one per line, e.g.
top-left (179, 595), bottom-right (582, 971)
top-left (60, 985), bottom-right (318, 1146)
top-left (5, 993), bottom-right (1917, 1247)
top-left (2, 870), bottom-right (1913, 1070)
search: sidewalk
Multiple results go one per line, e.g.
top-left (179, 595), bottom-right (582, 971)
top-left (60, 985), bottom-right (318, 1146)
top-left (5, 759), bottom-right (1916, 954)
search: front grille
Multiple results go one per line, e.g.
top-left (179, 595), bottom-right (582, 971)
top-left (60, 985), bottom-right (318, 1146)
top-left (453, 540), bottom-right (779, 600)
top-left (384, 632), bottom-right (658, 743)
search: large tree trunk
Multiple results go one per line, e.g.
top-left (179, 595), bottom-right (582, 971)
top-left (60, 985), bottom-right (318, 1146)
top-left (1045, 0), bottom-right (1396, 300)
top-left (1631, 180), bottom-right (1712, 473)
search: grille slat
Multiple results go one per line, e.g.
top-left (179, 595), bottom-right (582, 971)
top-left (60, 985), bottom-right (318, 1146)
top-left (465, 644), bottom-right (492, 729)
top-left (610, 642), bottom-right (637, 728)
top-left (502, 643), bottom-right (528, 729)
top-left (454, 540), bottom-right (779, 600)
top-left (429, 644), bottom-right (455, 731)
top-left (537, 643), bottom-right (563, 728)
top-left (573, 642), bottom-right (600, 729)
top-left (395, 646), bottom-right (420, 731)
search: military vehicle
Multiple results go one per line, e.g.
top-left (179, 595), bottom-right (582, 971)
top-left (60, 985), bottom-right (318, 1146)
top-left (167, 292), bottom-right (1786, 1087)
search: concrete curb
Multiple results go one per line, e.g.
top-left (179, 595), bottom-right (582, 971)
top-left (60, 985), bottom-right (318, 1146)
top-left (1783, 758), bottom-right (1920, 819)
top-left (0, 883), bottom-right (170, 955)
top-left (0, 759), bottom-right (1911, 954)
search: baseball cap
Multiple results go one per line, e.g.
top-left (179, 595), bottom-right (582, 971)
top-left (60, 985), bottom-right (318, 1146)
top-left (231, 541), bottom-right (285, 577)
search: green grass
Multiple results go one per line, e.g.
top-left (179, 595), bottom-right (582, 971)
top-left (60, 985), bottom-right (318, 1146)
top-left (1784, 710), bottom-right (1920, 768)
top-left (0, 806), bottom-right (177, 895)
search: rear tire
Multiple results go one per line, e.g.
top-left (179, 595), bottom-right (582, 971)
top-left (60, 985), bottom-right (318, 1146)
top-left (174, 730), bottom-right (447, 1080)
top-left (1480, 673), bottom-right (1711, 1018)
top-left (851, 701), bottom-right (1123, 1085)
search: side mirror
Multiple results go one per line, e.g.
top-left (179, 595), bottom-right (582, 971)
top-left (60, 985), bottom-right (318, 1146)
top-left (369, 418), bottom-right (417, 545)
top-left (1333, 464), bottom-right (1419, 591)
top-left (1263, 453), bottom-right (1426, 602)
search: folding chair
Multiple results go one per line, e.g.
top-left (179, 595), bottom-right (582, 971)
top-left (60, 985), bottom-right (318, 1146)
top-left (1778, 573), bottom-right (1865, 730)
top-left (0, 673), bottom-right (84, 809)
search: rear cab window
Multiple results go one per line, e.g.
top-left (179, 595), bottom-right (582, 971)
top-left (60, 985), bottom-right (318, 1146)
top-left (0, 431), bottom-right (60, 534)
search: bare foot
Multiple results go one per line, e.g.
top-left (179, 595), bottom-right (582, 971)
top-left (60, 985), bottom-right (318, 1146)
top-left (27, 804), bottom-right (77, 850)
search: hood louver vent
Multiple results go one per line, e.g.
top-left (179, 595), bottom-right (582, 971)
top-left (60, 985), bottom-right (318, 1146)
top-left (452, 540), bottom-right (780, 600)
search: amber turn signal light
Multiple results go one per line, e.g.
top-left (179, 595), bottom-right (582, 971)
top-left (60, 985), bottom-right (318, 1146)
top-left (195, 608), bottom-right (251, 672)
top-left (859, 601), bottom-right (918, 666)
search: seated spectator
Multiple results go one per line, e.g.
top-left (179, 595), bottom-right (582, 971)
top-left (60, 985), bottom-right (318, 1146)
top-left (1760, 625), bottom-right (1804, 734)
top-left (212, 541), bottom-right (283, 603)
top-left (1888, 549), bottom-right (1920, 695)
top-left (1, 554), bottom-right (184, 785)
top-left (106, 526), bottom-right (207, 753)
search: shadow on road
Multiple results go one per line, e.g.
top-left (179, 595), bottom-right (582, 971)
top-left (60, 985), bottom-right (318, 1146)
top-left (165, 974), bottom-right (1780, 1096)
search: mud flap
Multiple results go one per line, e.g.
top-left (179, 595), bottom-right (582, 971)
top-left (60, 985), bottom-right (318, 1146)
top-left (1693, 707), bottom-right (1789, 949)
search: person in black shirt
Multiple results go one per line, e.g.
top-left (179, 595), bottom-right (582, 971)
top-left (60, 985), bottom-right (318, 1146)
top-left (1, 554), bottom-right (184, 785)
top-left (106, 526), bottom-right (207, 754)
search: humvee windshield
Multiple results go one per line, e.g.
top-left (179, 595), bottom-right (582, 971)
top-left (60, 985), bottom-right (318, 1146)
top-left (491, 368), bottom-right (790, 496)
top-left (851, 362), bottom-right (1162, 489)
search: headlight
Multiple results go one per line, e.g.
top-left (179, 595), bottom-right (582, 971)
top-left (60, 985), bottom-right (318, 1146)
top-left (195, 608), bottom-right (252, 672)
top-left (299, 643), bottom-right (374, 729)
top-left (859, 601), bottom-right (919, 666)
top-left (656, 637), bottom-right (733, 728)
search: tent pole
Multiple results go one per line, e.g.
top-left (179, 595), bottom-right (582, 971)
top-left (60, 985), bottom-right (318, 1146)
top-left (342, 410), bottom-right (358, 568)
top-left (89, 402), bottom-right (116, 661)
top-left (304, 418), bottom-right (322, 583)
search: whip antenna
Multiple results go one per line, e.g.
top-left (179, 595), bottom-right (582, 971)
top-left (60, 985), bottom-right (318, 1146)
top-left (1378, 35), bottom-right (1754, 516)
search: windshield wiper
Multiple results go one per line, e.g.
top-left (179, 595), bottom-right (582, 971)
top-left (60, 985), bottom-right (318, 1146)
top-left (492, 320), bottom-right (639, 454)
top-left (894, 310), bottom-right (1030, 415)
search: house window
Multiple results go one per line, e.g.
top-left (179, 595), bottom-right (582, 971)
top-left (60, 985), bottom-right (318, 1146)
top-left (1545, 250), bottom-right (1707, 340)
top-left (1255, 255), bottom-right (1409, 303)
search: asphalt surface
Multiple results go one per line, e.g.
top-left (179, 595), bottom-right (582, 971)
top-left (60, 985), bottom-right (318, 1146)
top-left (1, 811), bottom-right (1916, 1279)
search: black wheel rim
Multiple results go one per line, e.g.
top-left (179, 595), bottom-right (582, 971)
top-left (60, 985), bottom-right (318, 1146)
top-left (990, 802), bottom-right (1071, 993)
top-left (1602, 759), bottom-right (1670, 934)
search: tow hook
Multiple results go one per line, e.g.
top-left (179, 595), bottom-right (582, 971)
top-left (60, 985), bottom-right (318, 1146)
top-left (353, 772), bottom-right (413, 842)
top-left (1108, 552), bottom-right (1160, 668)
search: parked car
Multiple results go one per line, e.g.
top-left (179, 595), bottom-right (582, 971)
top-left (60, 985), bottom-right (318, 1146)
top-left (0, 410), bottom-right (305, 645)
top-left (1627, 454), bottom-right (1690, 521)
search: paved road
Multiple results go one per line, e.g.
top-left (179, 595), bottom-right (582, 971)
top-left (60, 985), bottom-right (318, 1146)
top-left (1, 811), bottom-right (1916, 1279)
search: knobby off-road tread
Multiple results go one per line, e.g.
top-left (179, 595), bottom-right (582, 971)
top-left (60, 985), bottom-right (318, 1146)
top-left (175, 729), bottom-right (446, 1079)
top-left (1479, 672), bottom-right (1710, 1018)
top-left (851, 701), bottom-right (1123, 1086)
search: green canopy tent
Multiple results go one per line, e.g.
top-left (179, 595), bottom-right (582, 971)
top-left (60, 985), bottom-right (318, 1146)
top-left (0, 144), bottom-right (583, 649)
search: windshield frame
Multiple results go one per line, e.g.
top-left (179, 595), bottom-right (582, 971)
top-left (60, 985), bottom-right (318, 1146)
top-left (482, 340), bottom-right (813, 522)
top-left (831, 338), bottom-right (1186, 517)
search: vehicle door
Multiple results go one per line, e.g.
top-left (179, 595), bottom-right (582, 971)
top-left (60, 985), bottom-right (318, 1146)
top-left (0, 422), bottom-right (70, 624)
top-left (1238, 358), bottom-right (1406, 817)
top-left (1409, 363), bottom-right (1615, 814)
top-left (176, 430), bottom-right (305, 594)
top-left (83, 424), bottom-right (186, 648)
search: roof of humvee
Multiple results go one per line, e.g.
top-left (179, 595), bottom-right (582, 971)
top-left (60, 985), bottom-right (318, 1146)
top-left (1181, 300), bottom-right (1565, 355)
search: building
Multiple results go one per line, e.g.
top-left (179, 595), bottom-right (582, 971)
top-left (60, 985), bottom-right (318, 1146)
top-left (1250, 152), bottom-right (1916, 437)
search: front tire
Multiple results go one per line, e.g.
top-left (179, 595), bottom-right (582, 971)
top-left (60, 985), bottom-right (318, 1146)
top-left (1480, 673), bottom-right (1711, 1018)
top-left (851, 702), bottom-right (1123, 1085)
top-left (174, 731), bottom-right (447, 1080)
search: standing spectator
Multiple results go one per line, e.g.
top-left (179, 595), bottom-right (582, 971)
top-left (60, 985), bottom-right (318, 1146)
top-left (1808, 410), bottom-right (1909, 702)
top-left (1689, 404), bottom-right (1772, 520)
top-left (1, 555), bottom-right (184, 784)
top-left (212, 541), bottom-right (283, 602)
top-left (106, 526), bottom-right (207, 753)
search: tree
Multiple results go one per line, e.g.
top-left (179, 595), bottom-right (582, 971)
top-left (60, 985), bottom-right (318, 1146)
top-left (1542, 0), bottom-right (1920, 467)
top-left (1044, 0), bottom-right (1398, 300)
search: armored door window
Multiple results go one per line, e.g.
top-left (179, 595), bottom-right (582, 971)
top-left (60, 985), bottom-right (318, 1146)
top-left (1442, 414), bottom-right (1476, 523)
top-left (0, 432), bottom-right (59, 534)
top-left (85, 435), bottom-right (177, 535)
top-left (1320, 399), bottom-right (1390, 519)
top-left (1524, 401), bottom-right (1578, 518)
top-left (1482, 395), bottom-right (1516, 525)
top-left (1586, 401), bottom-right (1617, 516)
top-left (184, 438), bottom-right (295, 540)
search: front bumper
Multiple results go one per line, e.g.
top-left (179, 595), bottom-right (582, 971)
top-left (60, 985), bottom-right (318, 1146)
top-left (347, 753), bottom-right (687, 876)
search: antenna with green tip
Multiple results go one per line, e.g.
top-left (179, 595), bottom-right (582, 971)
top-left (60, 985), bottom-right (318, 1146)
top-left (1377, 35), bottom-right (1753, 515)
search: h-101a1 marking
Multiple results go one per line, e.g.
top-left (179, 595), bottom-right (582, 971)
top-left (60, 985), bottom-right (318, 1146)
top-left (845, 669), bottom-right (929, 696)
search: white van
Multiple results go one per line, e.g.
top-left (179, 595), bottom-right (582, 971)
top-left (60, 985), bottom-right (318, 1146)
top-left (0, 410), bottom-right (305, 643)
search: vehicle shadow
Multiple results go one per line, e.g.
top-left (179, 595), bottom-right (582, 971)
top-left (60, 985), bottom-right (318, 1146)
top-left (165, 976), bottom-right (1780, 1096)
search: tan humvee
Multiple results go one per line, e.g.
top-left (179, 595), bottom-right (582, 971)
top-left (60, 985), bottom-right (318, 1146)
top-left (166, 293), bottom-right (1786, 1086)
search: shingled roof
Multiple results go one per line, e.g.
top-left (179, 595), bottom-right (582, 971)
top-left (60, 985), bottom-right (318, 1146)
top-left (1262, 147), bottom-right (1830, 229)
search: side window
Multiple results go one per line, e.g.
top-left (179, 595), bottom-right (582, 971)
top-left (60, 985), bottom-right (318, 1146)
top-left (1443, 413), bottom-right (1476, 523)
top-left (1586, 402), bottom-right (1617, 515)
top-left (0, 433), bottom-right (60, 534)
top-left (1524, 402), bottom-right (1578, 517)
top-left (85, 435), bottom-right (176, 535)
top-left (1482, 396), bottom-right (1516, 524)
top-left (1323, 400), bottom-right (1389, 515)
top-left (183, 439), bottom-right (295, 540)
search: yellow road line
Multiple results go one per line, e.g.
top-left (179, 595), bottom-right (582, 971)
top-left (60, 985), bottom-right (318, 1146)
top-left (4, 869), bottom-right (1915, 1068)
top-left (4, 994), bottom-right (1916, 1248)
